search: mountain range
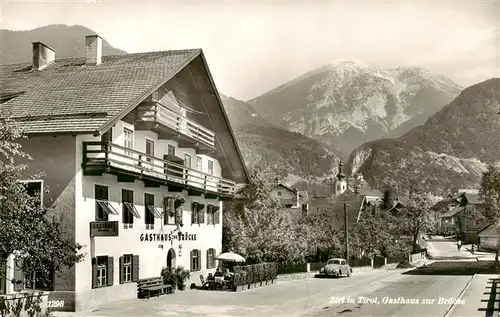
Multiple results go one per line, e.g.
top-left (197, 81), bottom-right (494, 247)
top-left (346, 78), bottom-right (500, 195)
top-left (248, 61), bottom-right (463, 156)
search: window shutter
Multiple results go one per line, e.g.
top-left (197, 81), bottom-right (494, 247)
top-left (13, 260), bottom-right (24, 291)
top-left (132, 255), bottom-right (139, 282)
top-left (191, 203), bottom-right (197, 224)
top-left (107, 256), bottom-right (114, 286)
top-left (119, 256), bottom-right (124, 284)
top-left (163, 198), bottom-right (168, 225)
top-left (190, 251), bottom-right (194, 271)
top-left (91, 258), bottom-right (98, 289)
top-left (206, 249), bottom-right (209, 269)
top-left (212, 249), bottom-right (216, 269)
top-left (197, 249), bottom-right (201, 270)
top-left (199, 208), bottom-right (205, 224)
top-left (214, 208), bottom-right (220, 224)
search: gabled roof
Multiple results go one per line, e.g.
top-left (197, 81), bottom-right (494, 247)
top-left (440, 206), bottom-right (465, 218)
top-left (273, 183), bottom-right (304, 197)
top-left (1, 50), bottom-right (200, 134)
top-left (308, 194), bottom-right (366, 225)
top-left (1, 48), bottom-right (250, 183)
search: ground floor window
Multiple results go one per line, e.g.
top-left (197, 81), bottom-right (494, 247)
top-left (190, 249), bottom-right (201, 271)
top-left (24, 269), bottom-right (54, 291)
top-left (0, 259), bottom-right (6, 295)
top-left (206, 248), bottom-right (216, 269)
top-left (92, 256), bottom-right (114, 288)
top-left (120, 254), bottom-right (139, 284)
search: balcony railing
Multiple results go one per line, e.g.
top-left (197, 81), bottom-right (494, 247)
top-left (136, 103), bottom-right (216, 150)
top-left (82, 142), bottom-right (235, 197)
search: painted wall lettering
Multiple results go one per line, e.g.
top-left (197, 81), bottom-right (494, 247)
top-left (140, 231), bottom-right (197, 242)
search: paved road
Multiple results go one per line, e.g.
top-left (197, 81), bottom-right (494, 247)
top-left (54, 269), bottom-right (411, 317)
top-left (55, 239), bottom-right (499, 317)
top-left (308, 260), bottom-right (497, 317)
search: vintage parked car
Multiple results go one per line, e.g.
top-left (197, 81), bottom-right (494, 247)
top-left (319, 258), bottom-right (352, 278)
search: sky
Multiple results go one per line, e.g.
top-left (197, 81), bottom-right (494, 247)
top-left (1, 0), bottom-right (499, 101)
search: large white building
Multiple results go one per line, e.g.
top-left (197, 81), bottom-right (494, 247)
top-left (0, 35), bottom-right (249, 312)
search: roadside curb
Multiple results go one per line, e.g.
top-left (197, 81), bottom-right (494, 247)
top-left (442, 257), bottom-right (479, 317)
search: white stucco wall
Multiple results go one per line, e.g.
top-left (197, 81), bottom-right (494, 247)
top-left (74, 122), bottom-right (224, 310)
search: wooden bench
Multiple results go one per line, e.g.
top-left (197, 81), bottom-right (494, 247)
top-left (137, 277), bottom-right (172, 299)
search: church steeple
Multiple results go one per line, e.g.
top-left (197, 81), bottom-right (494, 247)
top-left (334, 160), bottom-right (347, 196)
top-left (336, 161), bottom-right (346, 180)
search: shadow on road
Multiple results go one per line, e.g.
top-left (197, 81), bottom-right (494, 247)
top-left (479, 278), bottom-right (500, 316)
top-left (402, 261), bottom-right (497, 276)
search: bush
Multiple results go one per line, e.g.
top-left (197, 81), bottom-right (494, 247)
top-left (396, 260), bottom-right (415, 268)
top-left (0, 292), bottom-right (51, 317)
top-left (160, 267), bottom-right (177, 288)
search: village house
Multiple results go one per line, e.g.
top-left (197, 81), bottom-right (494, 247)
top-left (477, 223), bottom-right (500, 250)
top-left (438, 189), bottom-right (490, 243)
top-left (0, 35), bottom-right (249, 312)
top-left (270, 179), bottom-right (309, 217)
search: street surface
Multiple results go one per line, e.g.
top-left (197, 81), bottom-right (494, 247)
top-left (54, 238), bottom-right (499, 317)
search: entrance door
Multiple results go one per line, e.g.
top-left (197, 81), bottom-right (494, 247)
top-left (166, 248), bottom-right (176, 271)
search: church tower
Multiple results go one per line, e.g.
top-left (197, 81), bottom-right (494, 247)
top-left (334, 161), bottom-right (347, 196)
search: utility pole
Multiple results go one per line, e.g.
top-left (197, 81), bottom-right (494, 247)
top-left (344, 202), bottom-right (349, 260)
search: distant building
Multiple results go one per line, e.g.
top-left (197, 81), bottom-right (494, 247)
top-left (439, 189), bottom-right (490, 242)
top-left (271, 179), bottom-right (309, 217)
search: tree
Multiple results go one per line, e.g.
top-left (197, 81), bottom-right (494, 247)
top-left (300, 206), bottom-right (344, 260)
top-left (223, 169), bottom-right (308, 264)
top-left (378, 186), bottom-right (395, 211)
top-left (479, 164), bottom-right (500, 262)
top-left (0, 117), bottom-right (83, 288)
top-left (396, 190), bottom-right (435, 253)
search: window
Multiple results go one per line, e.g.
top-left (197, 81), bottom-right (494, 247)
top-left (92, 256), bottom-right (113, 288)
top-left (124, 128), bottom-right (134, 156)
top-left (207, 160), bottom-right (213, 175)
top-left (277, 191), bottom-right (282, 196)
top-left (95, 185), bottom-right (118, 221)
top-left (207, 205), bottom-right (215, 225)
top-left (197, 156), bottom-right (203, 172)
top-left (145, 139), bottom-right (154, 163)
top-left (191, 202), bottom-right (205, 224)
top-left (206, 248), bottom-right (217, 269)
top-left (302, 204), bottom-right (309, 217)
top-left (191, 202), bottom-right (199, 224)
top-left (24, 269), bottom-right (54, 291)
top-left (0, 260), bottom-right (5, 294)
top-left (163, 197), bottom-right (175, 225)
top-left (190, 250), bottom-right (201, 271)
top-left (167, 144), bottom-right (176, 156)
top-left (24, 180), bottom-right (43, 208)
top-left (122, 189), bottom-right (140, 228)
top-left (144, 193), bottom-right (155, 230)
top-left (119, 255), bottom-right (139, 283)
top-left (184, 154), bottom-right (191, 169)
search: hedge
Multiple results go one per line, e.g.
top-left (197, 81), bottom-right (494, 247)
top-left (233, 262), bottom-right (278, 287)
top-left (277, 263), bottom-right (308, 274)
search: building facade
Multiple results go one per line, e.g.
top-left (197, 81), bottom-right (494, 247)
top-left (439, 189), bottom-right (490, 242)
top-left (0, 35), bottom-right (249, 311)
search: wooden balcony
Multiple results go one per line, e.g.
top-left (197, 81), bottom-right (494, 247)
top-left (82, 142), bottom-right (235, 200)
top-left (134, 103), bottom-right (216, 153)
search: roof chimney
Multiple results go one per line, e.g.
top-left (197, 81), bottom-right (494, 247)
top-left (32, 42), bottom-right (56, 70)
top-left (85, 35), bottom-right (102, 66)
